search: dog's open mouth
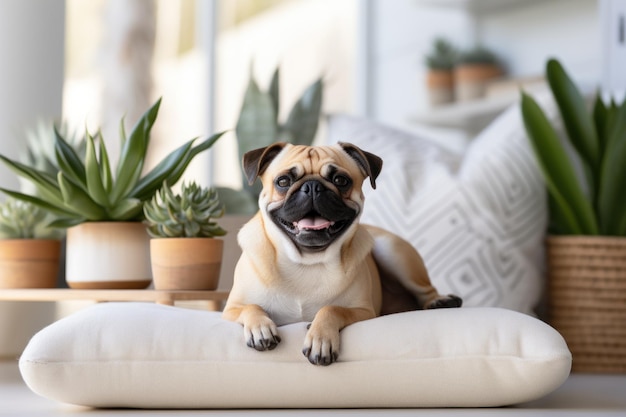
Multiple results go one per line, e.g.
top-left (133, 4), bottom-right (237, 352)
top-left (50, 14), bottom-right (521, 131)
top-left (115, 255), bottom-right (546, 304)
top-left (274, 210), bottom-right (354, 251)
top-left (278, 212), bottom-right (347, 235)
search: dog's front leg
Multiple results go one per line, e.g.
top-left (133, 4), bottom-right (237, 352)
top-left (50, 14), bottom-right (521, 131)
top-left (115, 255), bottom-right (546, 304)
top-left (223, 304), bottom-right (281, 351)
top-left (303, 306), bottom-right (375, 366)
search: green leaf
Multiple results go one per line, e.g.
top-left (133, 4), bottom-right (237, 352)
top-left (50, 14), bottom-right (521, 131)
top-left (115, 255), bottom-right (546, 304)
top-left (521, 91), bottom-right (598, 235)
top-left (0, 155), bottom-right (65, 207)
top-left (54, 126), bottom-right (87, 188)
top-left (58, 172), bottom-right (107, 220)
top-left (132, 131), bottom-right (227, 201)
top-left (236, 77), bottom-right (277, 159)
top-left (592, 93), bottom-right (609, 155)
top-left (108, 198), bottom-right (144, 220)
top-left (0, 187), bottom-right (77, 218)
top-left (112, 98), bottom-right (162, 202)
top-left (48, 217), bottom-right (85, 228)
top-left (84, 132), bottom-right (109, 207)
top-left (268, 67), bottom-right (280, 124)
top-left (546, 59), bottom-right (599, 196)
top-left (282, 77), bottom-right (323, 146)
top-left (98, 131), bottom-right (113, 193)
top-left (597, 100), bottom-right (626, 235)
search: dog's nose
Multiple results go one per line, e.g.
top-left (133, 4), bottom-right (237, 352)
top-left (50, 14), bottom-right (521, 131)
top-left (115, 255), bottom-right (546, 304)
top-left (300, 180), bottom-right (324, 197)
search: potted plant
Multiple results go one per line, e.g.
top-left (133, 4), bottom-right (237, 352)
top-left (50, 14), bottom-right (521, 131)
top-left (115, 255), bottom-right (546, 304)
top-left (0, 198), bottom-right (62, 288)
top-left (423, 37), bottom-right (457, 106)
top-left (521, 58), bottom-right (626, 373)
top-left (144, 180), bottom-right (226, 290)
top-left (454, 45), bottom-right (503, 102)
top-left (0, 98), bottom-right (226, 289)
top-left (217, 67), bottom-right (323, 215)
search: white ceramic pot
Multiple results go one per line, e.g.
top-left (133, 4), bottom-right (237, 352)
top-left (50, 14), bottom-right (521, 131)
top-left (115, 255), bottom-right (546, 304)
top-left (65, 222), bottom-right (152, 289)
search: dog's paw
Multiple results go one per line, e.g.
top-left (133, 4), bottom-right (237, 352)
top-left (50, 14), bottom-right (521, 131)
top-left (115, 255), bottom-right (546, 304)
top-left (425, 294), bottom-right (463, 309)
top-left (302, 323), bottom-right (340, 366)
top-left (243, 316), bottom-right (281, 351)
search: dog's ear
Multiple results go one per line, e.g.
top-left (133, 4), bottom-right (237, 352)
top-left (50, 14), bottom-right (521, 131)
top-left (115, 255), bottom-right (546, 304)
top-left (338, 142), bottom-right (383, 189)
top-left (243, 142), bottom-right (287, 186)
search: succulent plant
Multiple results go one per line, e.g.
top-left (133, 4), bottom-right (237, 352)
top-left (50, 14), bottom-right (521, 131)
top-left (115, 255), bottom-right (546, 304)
top-left (424, 37), bottom-right (458, 70)
top-left (143, 181), bottom-right (227, 238)
top-left (217, 66), bottom-right (323, 214)
top-left (458, 45), bottom-right (499, 65)
top-left (521, 58), bottom-right (626, 236)
top-left (0, 99), bottom-right (226, 228)
top-left (0, 198), bottom-right (61, 239)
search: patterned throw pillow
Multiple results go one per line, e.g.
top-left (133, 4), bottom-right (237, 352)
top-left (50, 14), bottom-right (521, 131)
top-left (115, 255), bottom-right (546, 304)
top-left (326, 95), bottom-right (556, 316)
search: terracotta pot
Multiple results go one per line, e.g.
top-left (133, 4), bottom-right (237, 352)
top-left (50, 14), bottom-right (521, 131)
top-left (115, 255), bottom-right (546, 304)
top-left (426, 69), bottom-right (454, 106)
top-left (65, 222), bottom-right (152, 289)
top-left (454, 63), bottom-right (502, 102)
top-left (547, 235), bottom-right (626, 373)
top-left (0, 239), bottom-right (61, 288)
top-left (150, 238), bottom-right (223, 290)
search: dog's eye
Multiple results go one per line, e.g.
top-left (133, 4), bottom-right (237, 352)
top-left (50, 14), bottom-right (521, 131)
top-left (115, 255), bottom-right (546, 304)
top-left (275, 176), bottom-right (292, 189)
top-left (333, 175), bottom-right (351, 188)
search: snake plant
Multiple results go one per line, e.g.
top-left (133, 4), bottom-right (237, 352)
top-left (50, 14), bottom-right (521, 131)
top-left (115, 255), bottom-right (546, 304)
top-left (143, 180), bottom-right (226, 238)
top-left (218, 67), bottom-right (323, 214)
top-left (0, 198), bottom-right (60, 239)
top-left (521, 58), bottom-right (626, 236)
top-left (0, 99), bottom-right (226, 228)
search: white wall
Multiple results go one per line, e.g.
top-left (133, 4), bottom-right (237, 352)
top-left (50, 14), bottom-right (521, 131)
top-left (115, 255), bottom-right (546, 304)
top-left (364, 0), bottom-right (600, 139)
top-left (0, 0), bottom-right (66, 191)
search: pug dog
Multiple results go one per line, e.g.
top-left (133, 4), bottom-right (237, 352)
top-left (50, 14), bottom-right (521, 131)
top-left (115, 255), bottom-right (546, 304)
top-left (222, 142), bottom-right (462, 366)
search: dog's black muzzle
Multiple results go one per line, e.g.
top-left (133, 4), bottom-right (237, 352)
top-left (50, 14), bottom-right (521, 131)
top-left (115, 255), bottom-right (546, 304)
top-left (270, 180), bottom-right (357, 251)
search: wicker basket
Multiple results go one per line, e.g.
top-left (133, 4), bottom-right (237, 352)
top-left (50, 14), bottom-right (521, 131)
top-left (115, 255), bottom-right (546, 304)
top-left (547, 235), bottom-right (626, 373)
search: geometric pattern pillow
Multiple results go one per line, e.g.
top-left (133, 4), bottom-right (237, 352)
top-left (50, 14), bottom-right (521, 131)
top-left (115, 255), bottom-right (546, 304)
top-left (326, 93), bottom-right (556, 316)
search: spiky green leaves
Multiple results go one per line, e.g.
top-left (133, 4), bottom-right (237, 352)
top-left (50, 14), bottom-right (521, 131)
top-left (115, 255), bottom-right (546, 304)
top-left (521, 58), bottom-right (626, 236)
top-left (143, 181), bottom-right (226, 238)
top-left (232, 67), bottom-right (323, 209)
top-left (0, 198), bottom-right (60, 239)
top-left (0, 99), bottom-right (226, 228)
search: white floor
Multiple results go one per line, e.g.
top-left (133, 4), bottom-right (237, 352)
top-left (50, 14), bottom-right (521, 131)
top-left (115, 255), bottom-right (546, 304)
top-left (2, 361), bottom-right (626, 417)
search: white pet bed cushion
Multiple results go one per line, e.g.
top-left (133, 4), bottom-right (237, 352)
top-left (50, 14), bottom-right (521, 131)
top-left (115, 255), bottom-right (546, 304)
top-left (19, 302), bottom-right (571, 409)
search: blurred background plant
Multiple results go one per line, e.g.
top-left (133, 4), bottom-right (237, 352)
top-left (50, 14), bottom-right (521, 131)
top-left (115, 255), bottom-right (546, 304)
top-left (217, 66), bottom-right (323, 214)
top-left (0, 198), bottom-right (61, 239)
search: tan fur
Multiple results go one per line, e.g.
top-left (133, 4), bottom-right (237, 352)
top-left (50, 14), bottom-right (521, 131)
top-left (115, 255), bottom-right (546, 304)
top-left (222, 143), bottom-right (460, 365)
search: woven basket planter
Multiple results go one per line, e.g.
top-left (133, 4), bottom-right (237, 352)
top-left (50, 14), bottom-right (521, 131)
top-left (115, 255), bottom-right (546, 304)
top-left (547, 235), bottom-right (626, 373)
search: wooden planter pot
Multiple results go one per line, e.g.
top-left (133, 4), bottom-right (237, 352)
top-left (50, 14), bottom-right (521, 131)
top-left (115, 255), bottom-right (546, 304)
top-left (547, 235), bottom-right (626, 373)
top-left (426, 69), bottom-right (454, 106)
top-left (0, 239), bottom-right (61, 288)
top-left (454, 63), bottom-right (502, 102)
top-left (150, 238), bottom-right (223, 290)
top-left (65, 222), bottom-right (152, 289)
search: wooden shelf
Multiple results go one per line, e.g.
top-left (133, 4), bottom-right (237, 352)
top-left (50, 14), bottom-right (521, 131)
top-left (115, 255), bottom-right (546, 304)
top-left (0, 289), bottom-right (230, 306)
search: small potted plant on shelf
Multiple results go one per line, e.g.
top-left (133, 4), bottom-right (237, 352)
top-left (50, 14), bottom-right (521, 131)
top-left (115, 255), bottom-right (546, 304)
top-left (0, 198), bottom-right (62, 288)
top-left (144, 180), bottom-right (227, 290)
top-left (521, 58), bottom-right (626, 373)
top-left (0, 98), bottom-right (226, 289)
top-left (423, 37), bottom-right (457, 106)
top-left (454, 45), bottom-right (503, 102)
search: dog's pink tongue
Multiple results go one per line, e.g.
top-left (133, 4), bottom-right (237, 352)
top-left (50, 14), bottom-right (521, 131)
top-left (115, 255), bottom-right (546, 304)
top-left (296, 216), bottom-right (333, 230)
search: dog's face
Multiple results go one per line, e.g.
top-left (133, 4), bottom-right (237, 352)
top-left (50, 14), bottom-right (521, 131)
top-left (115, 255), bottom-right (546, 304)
top-left (243, 142), bottom-right (383, 252)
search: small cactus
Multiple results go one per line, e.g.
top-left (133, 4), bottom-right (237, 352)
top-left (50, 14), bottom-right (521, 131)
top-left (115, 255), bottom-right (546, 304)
top-left (0, 198), bottom-right (60, 239)
top-left (143, 181), bottom-right (227, 238)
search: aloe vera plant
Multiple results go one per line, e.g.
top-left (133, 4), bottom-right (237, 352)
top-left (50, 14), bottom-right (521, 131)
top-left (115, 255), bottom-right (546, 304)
top-left (218, 67), bottom-right (323, 214)
top-left (521, 58), bottom-right (626, 236)
top-left (0, 99), bottom-right (226, 228)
